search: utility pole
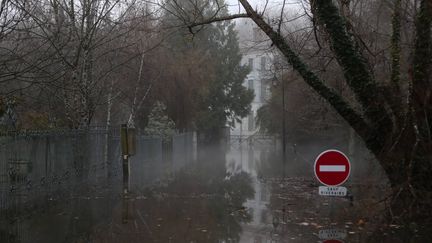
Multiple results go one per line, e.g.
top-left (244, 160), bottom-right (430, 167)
top-left (273, 61), bottom-right (287, 177)
top-left (240, 121), bottom-right (243, 170)
top-left (281, 66), bottom-right (287, 177)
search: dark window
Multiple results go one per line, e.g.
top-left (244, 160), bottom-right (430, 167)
top-left (248, 79), bottom-right (254, 90)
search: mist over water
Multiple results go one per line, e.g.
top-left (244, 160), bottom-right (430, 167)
top-left (1, 131), bottom-right (430, 242)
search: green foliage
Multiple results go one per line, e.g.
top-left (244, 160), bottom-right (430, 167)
top-left (195, 21), bottom-right (254, 131)
top-left (162, 0), bottom-right (253, 132)
top-left (144, 101), bottom-right (176, 142)
top-left (314, 1), bottom-right (393, 148)
top-left (390, 0), bottom-right (402, 85)
top-left (256, 104), bottom-right (276, 134)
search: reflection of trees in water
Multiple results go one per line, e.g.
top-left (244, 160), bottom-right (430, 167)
top-left (145, 151), bottom-right (254, 242)
top-left (254, 148), bottom-right (413, 241)
top-left (262, 174), bottom-right (426, 241)
top-left (236, 146), bottom-right (432, 241)
top-left (256, 149), bottom-right (284, 179)
top-left (89, 147), bottom-right (255, 242)
top-left (0, 147), bottom-right (255, 242)
top-left (0, 228), bottom-right (18, 243)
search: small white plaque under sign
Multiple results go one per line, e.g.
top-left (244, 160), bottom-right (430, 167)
top-left (319, 186), bottom-right (347, 197)
top-left (319, 228), bottom-right (347, 240)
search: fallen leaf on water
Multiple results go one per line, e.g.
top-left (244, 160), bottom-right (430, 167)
top-left (310, 222), bottom-right (322, 228)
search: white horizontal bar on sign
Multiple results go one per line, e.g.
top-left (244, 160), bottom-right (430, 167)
top-left (319, 165), bottom-right (346, 172)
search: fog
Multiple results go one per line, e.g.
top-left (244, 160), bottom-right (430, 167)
top-left (0, 130), bottom-right (414, 242)
top-left (1, 0), bottom-right (431, 242)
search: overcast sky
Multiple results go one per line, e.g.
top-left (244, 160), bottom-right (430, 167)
top-left (226, 0), bottom-right (277, 14)
top-left (226, 0), bottom-right (303, 14)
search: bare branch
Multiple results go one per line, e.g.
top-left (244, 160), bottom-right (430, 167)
top-left (278, 0), bottom-right (286, 34)
top-left (188, 13), bottom-right (249, 28)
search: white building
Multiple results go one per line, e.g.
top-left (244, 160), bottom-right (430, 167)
top-left (231, 19), bottom-right (274, 136)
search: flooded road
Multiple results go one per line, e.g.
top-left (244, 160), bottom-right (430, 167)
top-left (1, 142), bottom-right (431, 242)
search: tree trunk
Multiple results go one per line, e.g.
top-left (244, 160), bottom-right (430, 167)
top-left (234, 0), bottom-right (432, 220)
top-left (128, 52), bottom-right (146, 128)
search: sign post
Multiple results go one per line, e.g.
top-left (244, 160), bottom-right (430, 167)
top-left (120, 124), bottom-right (130, 195)
top-left (314, 149), bottom-right (351, 197)
top-left (120, 124), bottom-right (137, 224)
top-left (120, 124), bottom-right (136, 195)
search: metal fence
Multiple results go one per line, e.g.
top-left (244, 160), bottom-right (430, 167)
top-left (129, 135), bottom-right (163, 190)
top-left (0, 128), bottom-right (196, 214)
top-left (172, 132), bottom-right (195, 171)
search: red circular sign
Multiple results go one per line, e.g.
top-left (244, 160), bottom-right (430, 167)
top-left (314, 150), bottom-right (350, 186)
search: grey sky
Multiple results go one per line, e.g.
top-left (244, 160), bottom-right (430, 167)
top-left (226, 0), bottom-right (303, 14)
top-left (225, 0), bottom-right (306, 31)
top-left (226, 0), bottom-right (277, 14)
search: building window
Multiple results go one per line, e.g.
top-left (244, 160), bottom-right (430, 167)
top-left (248, 79), bottom-right (254, 90)
top-left (260, 56), bottom-right (266, 71)
top-left (248, 58), bottom-right (254, 70)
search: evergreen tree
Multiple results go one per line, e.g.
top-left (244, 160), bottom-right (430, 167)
top-left (161, 0), bottom-right (253, 140)
top-left (144, 101), bottom-right (176, 143)
top-left (196, 20), bottom-right (253, 133)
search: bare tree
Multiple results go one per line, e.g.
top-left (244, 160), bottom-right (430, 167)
top-left (163, 0), bottom-right (432, 218)
top-left (0, 0), bottom-right (147, 128)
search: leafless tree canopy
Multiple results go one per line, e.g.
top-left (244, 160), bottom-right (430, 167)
top-left (0, 0), bottom-right (431, 219)
top-left (160, 0), bottom-right (432, 218)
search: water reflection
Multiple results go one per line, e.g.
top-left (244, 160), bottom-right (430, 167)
top-left (231, 140), bottom-right (432, 242)
top-left (226, 142), bottom-right (273, 242)
top-left (1, 141), bottom-right (432, 242)
top-left (88, 146), bottom-right (255, 242)
top-left (0, 146), bottom-right (255, 242)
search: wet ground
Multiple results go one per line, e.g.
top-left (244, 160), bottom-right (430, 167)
top-left (1, 143), bottom-right (431, 242)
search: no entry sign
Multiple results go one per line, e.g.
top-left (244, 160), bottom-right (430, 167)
top-left (314, 150), bottom-right (350, 186)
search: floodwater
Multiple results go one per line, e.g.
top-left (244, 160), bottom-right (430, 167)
top-left (1, 140), bottom-right (431, 242)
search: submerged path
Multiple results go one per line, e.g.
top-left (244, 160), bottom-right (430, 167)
top-left (0, 145), bottom-right (430, 242)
